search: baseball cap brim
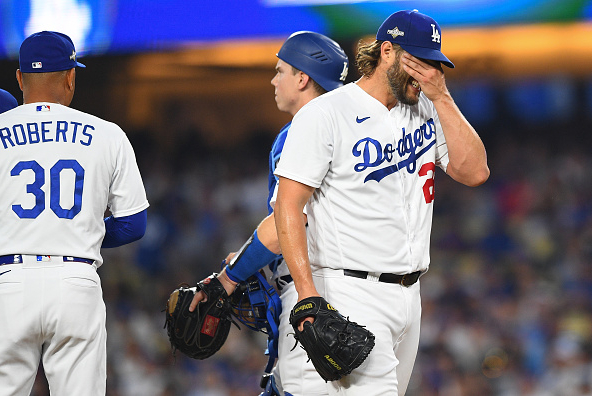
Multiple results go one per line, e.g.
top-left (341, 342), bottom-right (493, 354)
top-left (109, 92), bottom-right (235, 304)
top-left (400, 44), bottom-right (455, 69)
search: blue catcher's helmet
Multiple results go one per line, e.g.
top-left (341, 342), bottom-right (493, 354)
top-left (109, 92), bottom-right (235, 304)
top-left (277, 31), bottom-right (349, 92)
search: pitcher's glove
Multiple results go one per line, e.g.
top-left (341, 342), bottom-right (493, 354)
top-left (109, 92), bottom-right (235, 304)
top-left (289, 296), bottom-right (375, 381)
top-left (164, 274), bottom-right (236, 360)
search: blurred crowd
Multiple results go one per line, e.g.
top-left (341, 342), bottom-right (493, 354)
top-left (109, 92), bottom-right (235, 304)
top-left (31, 84), bottom-right (592, 396)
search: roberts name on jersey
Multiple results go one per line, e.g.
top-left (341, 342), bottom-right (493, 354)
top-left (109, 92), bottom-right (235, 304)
top-left (0, 120), bottom-right (94, 149)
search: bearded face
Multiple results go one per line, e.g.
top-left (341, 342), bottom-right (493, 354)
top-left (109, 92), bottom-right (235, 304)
top-left (386, 54), bottom-right (421, 106)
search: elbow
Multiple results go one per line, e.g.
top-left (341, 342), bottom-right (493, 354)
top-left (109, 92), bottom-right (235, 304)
top-left (134, 211), bottom-right (148, 241)
top-left (131, 227), bottom-right (146, 243)
top-left (448, 163), bottom-right (490, 187)
top-left (466, 165), bottom-right (490, 187)
top-left (127, 209), bottom-right (148, 244)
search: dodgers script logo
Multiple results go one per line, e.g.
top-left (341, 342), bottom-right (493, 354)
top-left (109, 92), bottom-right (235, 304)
top-left (352, 118), bottom-right (437, 183)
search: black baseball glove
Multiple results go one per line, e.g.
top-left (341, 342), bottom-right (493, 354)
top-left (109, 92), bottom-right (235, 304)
top-left (164, 274), bottom-right (236, 360)
top-left (289, 296), bottom-right (375, 382)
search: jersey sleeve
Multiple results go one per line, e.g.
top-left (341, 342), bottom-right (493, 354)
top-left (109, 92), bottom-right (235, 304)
top-left (274, 103), bottom-right (333, 188)
top-left (268, 181), bottom-right (308, 215)
top-left (107, 133), bottom-right (149, 217)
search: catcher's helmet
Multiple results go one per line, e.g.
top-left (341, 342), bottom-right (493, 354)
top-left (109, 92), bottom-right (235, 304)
top-left (277, 31), bottom-right (349, 91)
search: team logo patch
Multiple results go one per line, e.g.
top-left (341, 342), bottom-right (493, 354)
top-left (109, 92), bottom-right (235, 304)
top-left (431, 24), bottom-right (441, 43)
top-left (32, 62), bottom-right (42, 69)
top-left (70, 50), bottom-right (77, 61)
top-left (201, 315), bottom-right (220, 337)
top-left (387, 27), bottom-right (404, 39)
top-left (36, 105), bottom-right (51, 112)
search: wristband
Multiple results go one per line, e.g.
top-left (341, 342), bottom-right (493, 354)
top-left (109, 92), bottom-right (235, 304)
top-left (225, 230), bottom-right (280, 283)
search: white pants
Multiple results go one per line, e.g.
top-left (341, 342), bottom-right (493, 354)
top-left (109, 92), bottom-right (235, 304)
top-left (274, 283), bottom-right (329, 396)
top-left (312, 268), bottom-right (422, 396)
top-left (0, 255), bottom-right (106, 396)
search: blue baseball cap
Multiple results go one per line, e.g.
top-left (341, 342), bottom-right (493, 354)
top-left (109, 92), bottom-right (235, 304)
top-left (0, 89), bottom-right (18, 113)
top-left (376, 10), bottom-right (454, 68)
top-left (19, 31), bottom-right (85, 73)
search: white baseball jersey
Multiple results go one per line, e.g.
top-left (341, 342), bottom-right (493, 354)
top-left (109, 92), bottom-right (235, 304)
top-left (275, 82), bottom-right (449, 275)
top-left (0, 103), bottom-right (149, 266)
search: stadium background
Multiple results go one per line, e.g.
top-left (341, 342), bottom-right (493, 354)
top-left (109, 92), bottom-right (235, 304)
top-left (2, 1), bottom-right (592, 395)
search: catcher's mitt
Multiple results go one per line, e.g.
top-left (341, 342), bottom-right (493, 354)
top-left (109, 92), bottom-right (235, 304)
top-left (164, 274), bottom-right (236, 360)
top-left (289, 296), bottom-right (375, 382)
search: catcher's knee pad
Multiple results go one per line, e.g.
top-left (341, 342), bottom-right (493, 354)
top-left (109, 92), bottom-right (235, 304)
top-left (259, 374), bottom-right (282, 396)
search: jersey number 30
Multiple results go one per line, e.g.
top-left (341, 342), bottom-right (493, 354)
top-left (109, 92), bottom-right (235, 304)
top-left (11, 160), bottom-right (84, 219)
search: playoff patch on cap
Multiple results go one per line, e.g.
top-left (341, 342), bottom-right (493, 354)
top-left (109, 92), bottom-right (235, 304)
top-left (19, 31), bottom-right (86, 73)
top-left (376, 10), bottom-right (454, 68)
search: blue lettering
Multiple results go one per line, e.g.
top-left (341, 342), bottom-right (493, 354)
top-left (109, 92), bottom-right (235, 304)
top-left (352, 138), bottom-right (385, 171)
top-left (56, 121), bottom-right (68, 142)
top-left (353, 118), bottom-right (438, 183)
top-left (70, 122), bottom-right (81, 143)
top-left (414, 127), bottom-right (423, 147)
top-left (13, 124), bottom-right (27, 145)
top-left (0, 127), bottom-right (14, 148)
top-left (41, 121), bottom-right (53, 142)
top-left (27, 123), bottom-right (40, 144)
top-left (384, 143), bottom-right (395, 162)
top-left (425, 118), bottom-right (435, 139)
top-left (80, 124), bottom-right (93, 146)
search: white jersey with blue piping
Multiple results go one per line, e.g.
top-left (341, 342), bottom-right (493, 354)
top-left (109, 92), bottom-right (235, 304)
top-left (0, 103), bottom-right (149, 266)
top-left (275, 82), bottom-right (449, 275)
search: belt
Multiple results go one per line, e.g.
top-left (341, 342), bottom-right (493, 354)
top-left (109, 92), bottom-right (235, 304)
top-left (0, 255), bottom-right (94, 266)
top-left (344, 269), bottom-right (421, 286)
top-left (275, 274), bottom-right (293, 291)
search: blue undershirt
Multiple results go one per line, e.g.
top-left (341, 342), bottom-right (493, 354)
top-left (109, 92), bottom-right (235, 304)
top-left (102, 209), bottom-right (147, 248)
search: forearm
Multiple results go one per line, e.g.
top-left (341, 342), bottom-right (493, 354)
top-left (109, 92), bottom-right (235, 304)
top-left (275, 194), bottom-right (318, 299)
top-left (433, 93), bottom-right (489, 186)
top-left (400, 53), bottom-right (489, 186)
top-left (256, 213), bottom-right (281, 254)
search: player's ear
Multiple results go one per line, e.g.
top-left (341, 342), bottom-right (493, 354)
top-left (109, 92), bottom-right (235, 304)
top-left (298, 71), bottom-right (310, 90)
top-left (66, 68), bottom-right (76, 91)
top-left (16, 69), bottom-right (23, 91)
top-left (380, 41), bottom-right (393, 60)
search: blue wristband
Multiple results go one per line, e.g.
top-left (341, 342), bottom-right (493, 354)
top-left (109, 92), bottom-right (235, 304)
top-left (225, 230), bottom-right (280, 283)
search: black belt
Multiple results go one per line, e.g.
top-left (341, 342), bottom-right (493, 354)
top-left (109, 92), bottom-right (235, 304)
top-left (275, 274), bottom-right (293, 291)
top-left (344, 269), bottom-right (421, 286)
top-left (0, 255), bottom-right (94, 266)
